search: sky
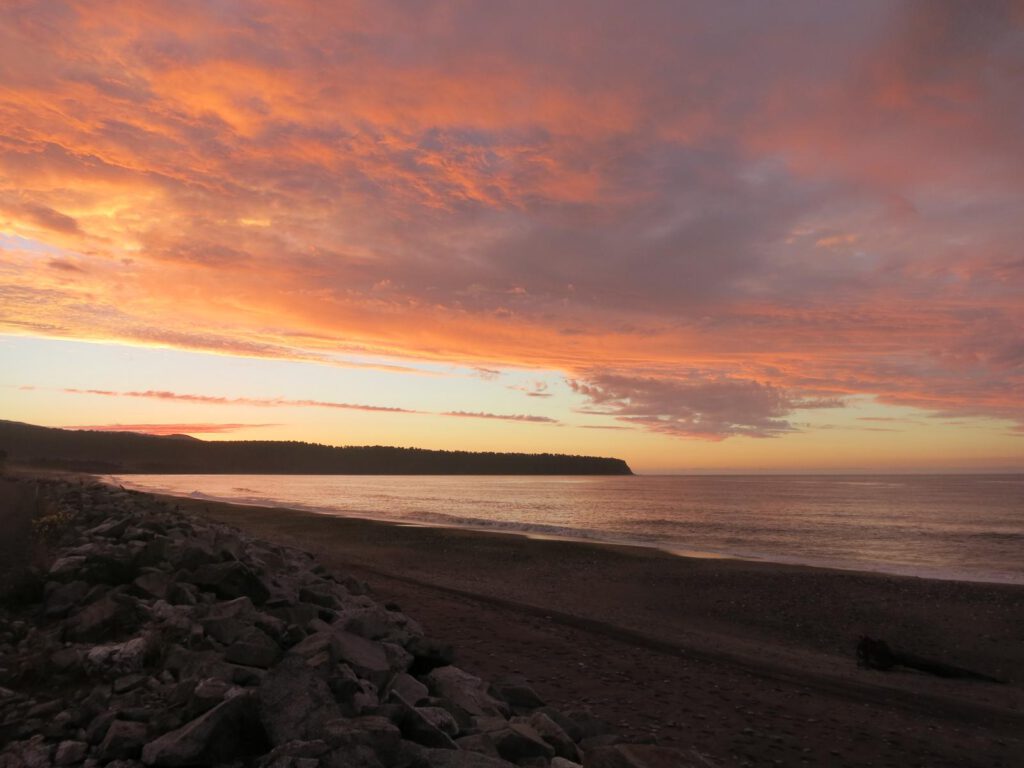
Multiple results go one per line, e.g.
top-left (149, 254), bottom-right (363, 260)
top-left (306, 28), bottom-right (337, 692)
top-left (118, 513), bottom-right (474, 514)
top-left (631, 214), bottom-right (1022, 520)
top-left (0, 0), bottom-right (1022, 473)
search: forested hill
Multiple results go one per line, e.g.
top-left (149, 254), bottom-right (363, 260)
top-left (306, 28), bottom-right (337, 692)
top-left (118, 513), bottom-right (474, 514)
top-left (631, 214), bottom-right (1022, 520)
top-left (0, 420), bottom-right (633, 475)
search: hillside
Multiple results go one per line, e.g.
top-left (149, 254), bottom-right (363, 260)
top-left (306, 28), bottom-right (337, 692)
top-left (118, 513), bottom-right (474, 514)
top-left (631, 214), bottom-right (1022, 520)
top-left (0, 420), bottom-right (632, 475)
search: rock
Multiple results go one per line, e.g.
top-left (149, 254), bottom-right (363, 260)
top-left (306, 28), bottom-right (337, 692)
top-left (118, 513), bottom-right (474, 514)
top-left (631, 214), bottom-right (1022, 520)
top-left (551, 760), bottom-right (583, 768)
top-left (455, 733), bottom-right (501, 757)
top-left (64, 594), bottom-right (139, 643)
top-left (132, 572), bottom-right (170, 600)
top-left (257, 656), bottom-right (342, 745)
top-left (425, 666), bottom-right (509, 725)
top-left (54, 739), bottom-right (88, 766)
top-left (86, 711), bottom-right (117, 744)
top-left (114, 673), bottom-right (151, 694)
top-left (0, 735), bottom-right (53, 768)
top-left (225, 627), bottom-right (280, 669)
top-left (98, 719), bottom-right (148, 761)
top-left (85, 637), bottom-right (150, 675)
top-left (491, 676), bottom-right (545, 710)
top-left (187, 677), bottom-right (236, 718)
top-left (321, 716), bottom-right (402, 768)
top-left (50, 647), bottom-right (84, 673)
top-left (406, 636), bottom-right (455, 675)
top-left (44, 580), bottom-right (91, 617)
top-left (417, 706), bottom-right (459, 738)
top-left (188, 562), bottom-right (270, 605)
top-left (534, 707), bottom-right (584, 743)
top-left (525, 712), bottom-right (581, 762)
top-left (48, 556), bottom-right (87, 580)
top-left (298, 585), bottom-right (339, 609)
top-left (386, 696), bottom-right (458, 750)
top-left (489, 723), bottom-right (555, 763)
top-left (583, 744), bottom-right (702, 768)
top-left (141, 691), bottom-right (268, 766)
top-left (256, 739), bottom-right (331, 768)
top-left (387, 672), bottom-right (429, 705)
top-left (331, 630), bottom-right (392, 688)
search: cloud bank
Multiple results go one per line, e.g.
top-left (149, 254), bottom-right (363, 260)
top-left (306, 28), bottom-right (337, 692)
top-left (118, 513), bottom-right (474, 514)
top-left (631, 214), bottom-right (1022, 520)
top-left (1, 0), bottom-right (1022, 439)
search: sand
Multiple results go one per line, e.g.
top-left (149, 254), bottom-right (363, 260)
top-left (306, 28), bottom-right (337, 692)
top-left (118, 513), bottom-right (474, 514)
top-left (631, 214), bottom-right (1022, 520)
top-left (145, 492), bottom-right (1023, 767)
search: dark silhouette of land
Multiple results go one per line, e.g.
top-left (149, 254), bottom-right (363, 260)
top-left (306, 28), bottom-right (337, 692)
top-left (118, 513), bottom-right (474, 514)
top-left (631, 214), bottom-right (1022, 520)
top-left (0, 420), bottom-right (632, 475)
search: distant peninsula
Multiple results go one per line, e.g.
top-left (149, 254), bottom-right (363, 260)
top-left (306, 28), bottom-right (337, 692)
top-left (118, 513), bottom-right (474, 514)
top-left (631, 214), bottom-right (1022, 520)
top-left (0, 420), bottom-right (633, 475)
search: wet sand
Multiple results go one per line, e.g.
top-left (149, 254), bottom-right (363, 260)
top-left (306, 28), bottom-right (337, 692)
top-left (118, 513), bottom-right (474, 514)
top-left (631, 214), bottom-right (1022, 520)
top-left (160, 492), bottom-right (1024, 767)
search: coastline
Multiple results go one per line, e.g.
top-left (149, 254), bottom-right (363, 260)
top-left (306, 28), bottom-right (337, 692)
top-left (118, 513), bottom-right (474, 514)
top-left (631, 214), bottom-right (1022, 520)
top-left (113, 476), bottom-right (1024, 587)
top-left (156, 488), bottom-right (1024, 767)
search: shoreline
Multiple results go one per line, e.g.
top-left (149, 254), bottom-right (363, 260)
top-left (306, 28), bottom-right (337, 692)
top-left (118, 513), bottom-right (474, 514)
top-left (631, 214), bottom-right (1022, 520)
top-left (7, 470), bottom-right (1024, 765)
top-left (113, 478), bottom-right (1024, 587)
top-left (145, 488), bottom-right (1024, 765)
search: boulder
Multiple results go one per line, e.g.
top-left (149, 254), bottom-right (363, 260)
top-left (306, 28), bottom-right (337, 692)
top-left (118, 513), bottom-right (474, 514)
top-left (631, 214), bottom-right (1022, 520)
top-left (257, 656), bottom-right (342, 745)
top-left (489, 723), bottom-right (555, 763)
top-left (525, 712), bottom-right (581, 762)
top-left (54, 739), bottom-right (88, 766)
top-left (225, 627), bottom-right (280, 669)
top-left (98, 719), bottom-right (148, 761)
top-left (85, 637), bottom-right (150, 675)
top-left (406, 636), bottom-right (455, 675)
top-left (64, 594), bottom-right (139, 643)
top-left (141, 691), bottom-right (268, 766)
top-left (490, 675), bottom-right (545, 710)
top-left (132, 572), bottom-right (170, 600)
top-left (330, 630), bottom-right (392, 688)
top-left (188, 562), bottom-right (270, 605)
top-left (44, 580), bottom-right (91, 618)
top-left (425, 666), bottom-right (509, 725)
top-left (387, 672), bottom-right (429, 705)
top-left (321, 716), bottom-right (402, 768)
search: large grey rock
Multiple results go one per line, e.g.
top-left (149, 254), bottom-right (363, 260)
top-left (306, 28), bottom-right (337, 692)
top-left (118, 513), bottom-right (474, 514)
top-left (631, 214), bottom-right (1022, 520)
top-left (489, 723), bottom-right (555, 763)
top-left (44, 580), bottom-right (91, 617)
top-left (257, 656), bottom-right (342, 745)
top-left (387, 672), bottom-right (429, 706)
top-left (425, 666), bottom-right (509, 725)
top-left (188, 562), bottom-right (270, 605)
top-left (405, 636), bottom-right (455, 675)
top-left (84, 637), bottom-right (150, 675)
top-left (330, 630), bottom-right (392, 688)
top-left (99, 720), bottom-right (148, 761)
top-left (320, 716), bottom-right (402, 768)
top-left (525, 711), bottom-right (581, 762)
top-left (225, 627), bottom-right (280, 669)
top-left (491, 675), bottom-right (545, 710)
top-left (64, 594), bottom-right (139, 642)
top-left (54, 740), bottom-right (88, 766)
top-left (141, 691), bottom-right (267, 766)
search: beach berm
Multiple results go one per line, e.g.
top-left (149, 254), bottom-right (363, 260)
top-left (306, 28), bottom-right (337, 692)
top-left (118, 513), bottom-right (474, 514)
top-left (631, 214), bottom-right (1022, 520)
top-left (0, 476), bottom-right (700, 767)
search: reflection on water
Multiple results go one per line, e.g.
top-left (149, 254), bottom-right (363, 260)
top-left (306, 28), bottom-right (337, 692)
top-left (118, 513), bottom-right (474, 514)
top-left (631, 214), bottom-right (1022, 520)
top-left (114, 474), bottom-right (1024, 585)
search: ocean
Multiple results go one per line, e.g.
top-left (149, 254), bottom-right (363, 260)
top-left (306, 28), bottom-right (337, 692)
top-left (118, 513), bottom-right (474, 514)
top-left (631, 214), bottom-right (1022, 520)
top-left (113, 474), bottom-right (1024, 585)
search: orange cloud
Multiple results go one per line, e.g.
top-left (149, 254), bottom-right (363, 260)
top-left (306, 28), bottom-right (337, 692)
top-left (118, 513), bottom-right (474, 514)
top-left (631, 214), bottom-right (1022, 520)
top-left (1, 1), bottom-right (1022, 441)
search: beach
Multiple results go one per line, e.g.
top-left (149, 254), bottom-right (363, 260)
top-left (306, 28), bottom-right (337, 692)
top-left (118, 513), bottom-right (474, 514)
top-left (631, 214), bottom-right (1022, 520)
top-left (164, 491), bottom-right (1024, 768)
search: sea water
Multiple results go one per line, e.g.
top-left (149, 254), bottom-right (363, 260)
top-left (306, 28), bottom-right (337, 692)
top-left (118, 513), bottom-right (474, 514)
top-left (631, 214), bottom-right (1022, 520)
top-left (113, 474), bottom-right (1024, 585)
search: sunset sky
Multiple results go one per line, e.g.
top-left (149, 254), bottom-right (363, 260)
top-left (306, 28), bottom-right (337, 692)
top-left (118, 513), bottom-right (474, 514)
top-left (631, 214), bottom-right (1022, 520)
top-left (1, 1), bottom-right (1022, 472)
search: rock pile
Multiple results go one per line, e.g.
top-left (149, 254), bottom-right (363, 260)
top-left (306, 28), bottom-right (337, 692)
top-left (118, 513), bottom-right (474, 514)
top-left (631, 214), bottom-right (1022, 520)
top-left (0, 478), bottom-right (697, 767)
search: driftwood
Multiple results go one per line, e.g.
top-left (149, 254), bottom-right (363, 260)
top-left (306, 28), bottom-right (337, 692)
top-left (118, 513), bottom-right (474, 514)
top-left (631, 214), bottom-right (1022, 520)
top-left (856, 636), bottom-right (1005, 684)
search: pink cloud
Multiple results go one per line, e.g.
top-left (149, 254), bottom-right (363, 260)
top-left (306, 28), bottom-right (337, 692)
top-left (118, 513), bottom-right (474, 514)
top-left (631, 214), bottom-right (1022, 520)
top-left (0, 1), bottom-right (1021, 443)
